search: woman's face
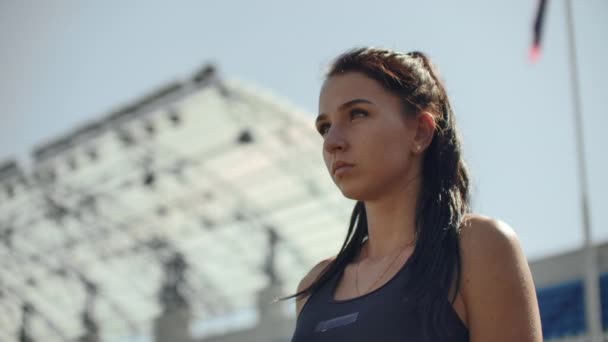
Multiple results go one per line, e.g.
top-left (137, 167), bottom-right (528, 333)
top-left (317, 72), bottom-right (421, 201)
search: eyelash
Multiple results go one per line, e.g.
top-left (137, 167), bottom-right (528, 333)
top-left (317, 109), bottom-right (369, 136)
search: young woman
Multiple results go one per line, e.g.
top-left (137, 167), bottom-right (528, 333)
top-left (288, 48), bottom-right (542, 341)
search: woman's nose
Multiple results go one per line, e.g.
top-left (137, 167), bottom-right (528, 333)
top-left (323, 127), bottom-right (349, 153)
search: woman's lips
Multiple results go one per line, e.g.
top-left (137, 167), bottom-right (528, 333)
top-left (332, 162), bottom-right (355, 176)
top-left (334, 165), bottom-right (354, 176)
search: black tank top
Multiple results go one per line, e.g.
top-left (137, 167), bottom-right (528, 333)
top-left (291, 257), bottom-right (469, 342)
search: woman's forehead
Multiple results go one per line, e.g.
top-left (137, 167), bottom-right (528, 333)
top-left (319, 72), bottom-right (398, 112)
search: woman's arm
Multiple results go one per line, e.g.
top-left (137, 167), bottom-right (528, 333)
top-left (460, 214), bottom-right (543, 342)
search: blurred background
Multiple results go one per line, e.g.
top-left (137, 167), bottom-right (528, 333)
top-left (0, 0), bottom-right (606, 341)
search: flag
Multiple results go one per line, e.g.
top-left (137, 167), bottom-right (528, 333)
top-left (530, 0), bottom-right (548, 62)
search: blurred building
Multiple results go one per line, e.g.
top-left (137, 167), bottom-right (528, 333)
top-left (0, 64), bottom-right (606, 342)
top-left (0, 64), bottom-right (351, 342)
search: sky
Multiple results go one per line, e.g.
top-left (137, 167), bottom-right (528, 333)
top-left (0, 0), bottom-right (606, 261)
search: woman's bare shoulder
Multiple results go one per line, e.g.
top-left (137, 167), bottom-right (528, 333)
top-left (295, 256), bottom-right (335, 316)
top-left (458, 213), bottom-right (525, 288)
top-left (461, 212), bottom-right (516, 233)
top-left (458, 213), bottom-right (542, 341)
top-left (298, 257), bottom-right (335, 289)
top-left (459, 213), bottom-right (520, 252)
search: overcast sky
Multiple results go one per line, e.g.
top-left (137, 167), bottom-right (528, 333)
top-left (1, 0), bottom-right (606, 260)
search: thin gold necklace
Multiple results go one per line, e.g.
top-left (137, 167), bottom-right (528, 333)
top-left (355, 241), bottom-right (413, 296)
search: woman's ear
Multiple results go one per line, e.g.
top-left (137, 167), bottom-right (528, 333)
top-left (412, 111), bottom-right (435, 153)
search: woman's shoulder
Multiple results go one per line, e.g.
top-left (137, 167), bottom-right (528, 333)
top-left (458, 213), bottom-right (525, 289)
top-left (297, 256), bottom-right (335, 293)
top-left (295, 256), bottom-right (335, 316)
top-left (457, 213), bottom-right (543, 341)
top-left (459, 213), bottom-right (519, 248)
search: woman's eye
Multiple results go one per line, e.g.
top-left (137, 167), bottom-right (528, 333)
top-left (350, 109), bottom-right (368, 119)
top-left (317, 123), bottom-right (330, 135)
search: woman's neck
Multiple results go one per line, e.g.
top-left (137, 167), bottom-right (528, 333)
top-left (362, 174), bottom-right (420, 261)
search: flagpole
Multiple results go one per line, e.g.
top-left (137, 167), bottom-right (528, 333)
top-left (564, 0), bottom-right (603, 341)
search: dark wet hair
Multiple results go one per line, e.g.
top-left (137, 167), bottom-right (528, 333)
top-left (284, 47), bottom-right (471, 340)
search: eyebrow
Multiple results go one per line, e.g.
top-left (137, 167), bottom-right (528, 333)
top-left (316, 98), bottom-right (374, 124)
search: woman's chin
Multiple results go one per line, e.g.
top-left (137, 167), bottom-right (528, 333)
top-left (337, 185), bottom-right (368, 201)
